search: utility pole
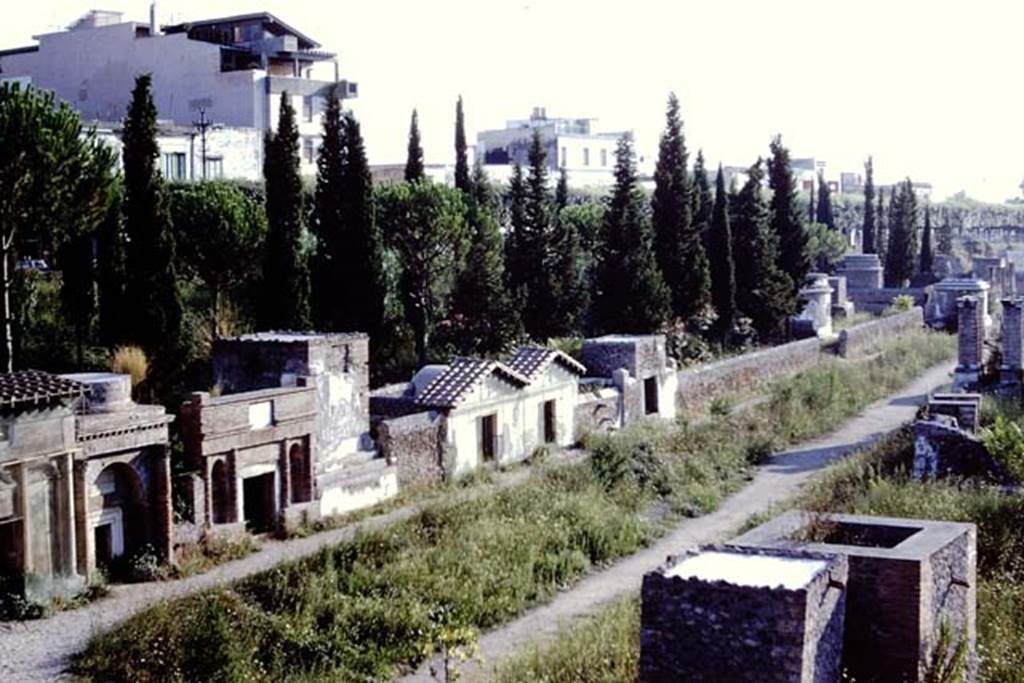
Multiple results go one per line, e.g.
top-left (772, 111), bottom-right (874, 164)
top-left (193, 107), bottom-right (213, 180)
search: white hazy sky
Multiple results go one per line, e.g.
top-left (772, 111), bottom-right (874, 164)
top-left (3, 0), bottom-right (1023, 201)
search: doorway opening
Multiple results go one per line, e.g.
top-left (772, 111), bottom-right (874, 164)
top-left (543, 400), bottom-right (557, 443)
top-left (644, 377), bottom-right (659, 415)
top-left (242, 472), bottom-right (276, 533)
top-left (480, 413), bottom-right (497, 462)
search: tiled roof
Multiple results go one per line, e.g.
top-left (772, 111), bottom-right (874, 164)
top-left (507, 346), bottom-right (587, 381)
top-left (416, 358), bottom-right (529, 409)
top-left (0, 371), bottom-right (88, 409)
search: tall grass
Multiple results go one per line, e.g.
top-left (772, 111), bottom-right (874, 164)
top-left (72, 329), bottom-right (955, 682)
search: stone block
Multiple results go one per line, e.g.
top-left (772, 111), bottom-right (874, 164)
top-left (838, 253), bottom-right (883, 290)
top-left (913, 417), bottom-right (1011, 483)
top-left (640, 544), bottom-right (847, 682)
top-left (732, 511), bottom-right (977, 682)
top-left (582, 334), bottom-right (669, 381)
top-left (928, 393), bottom-right (982, 433)
top-left (955, 296), bottom-right (984, 389)
top-left (1001, 298), bottom-right (1024, 385)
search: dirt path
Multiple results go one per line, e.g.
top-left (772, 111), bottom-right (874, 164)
top-left (402, 360), bottom-right (955, 682)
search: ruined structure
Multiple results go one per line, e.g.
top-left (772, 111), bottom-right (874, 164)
top-left (0, 371), bottom-right (173, 601)
top-left (733, 511), bottom-right (977, 682)
top-left (582, 334), bottom-right (678, 422)
top-left (181, 332), bottom-right (396, 534)
top-left (927, 278), bottom-right (991, 330)
top-left (640, 544), bottom-right (848, 682)
top-left (828, 275), bottom-right (855, 319)
top-left (954, 296), bottom-right (985, 390)
top-left (1001, 297), bottom-right (1023, 387)
top-left (837, 253), bottom-right (883, 290)
top-left (789, 273), bottom-right (834, 339)
top-left (971, 255), bottom-right (1015, 298)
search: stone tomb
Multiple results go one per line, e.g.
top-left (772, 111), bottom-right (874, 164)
top-left (582, 334), bottom-right (678, 423)
top-left (926, 278), bottom-right (991, 330)
top-left (640, 544), bottom-right (847, 682)
top-left (1001, 297), bottom-right (1024, 386)
top-left (790, 273), bottom-right (834, 339)
top-left (954, 296), bottom-right (984, 390)
top-left (732, 511), bottom-right (977, 682)
top-left (827, 275), bottom-right (855, 319)
top-left (838, 253), bottom-right (883, 290)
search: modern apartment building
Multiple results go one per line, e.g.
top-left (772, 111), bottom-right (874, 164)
top-left (0, 8), bottom-right (357, 177)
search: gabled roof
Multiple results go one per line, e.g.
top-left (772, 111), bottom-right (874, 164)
top-left (0, 371), bottom-right (88, 409)
top-left (416, 358), bottom-right (529, 409)
top-left (507, 346), bottom-right (586, 382)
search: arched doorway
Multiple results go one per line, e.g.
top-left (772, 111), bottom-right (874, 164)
top-left (91, 463), bottom-right (145, 570)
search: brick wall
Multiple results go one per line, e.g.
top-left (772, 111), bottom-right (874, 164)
top-left (957, 297), bottom-right (983, 371)
top-left (1001, 298), bottom-right (1024, 383)
top-left (376, 411), bottom-right (446, 487)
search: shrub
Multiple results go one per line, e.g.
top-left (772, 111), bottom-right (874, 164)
top-left (981, 415), bottom-right (1024, 482)
top-left (886, 294), bottom-right (915, 314)
top-left (111, 345), bottom-right (148, 387)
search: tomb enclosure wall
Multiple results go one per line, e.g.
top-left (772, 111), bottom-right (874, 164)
top-left (836, 307), bottom-right (924, 358)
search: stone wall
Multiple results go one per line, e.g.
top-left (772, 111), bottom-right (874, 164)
top-left (675, 336), bottom-right (824, 413)
top-left (836, 307), bottom-right (924, 358)
top-left (640, 544), bottom-right (847, 682)
top-left (913, 418), bottom-right (1013, 483)
top-left (375, 411), bottom-right (446, 487)
top-left (847, 287), bottom-right (928, 314)
top-left (574, 388), bottom-right (620, 440)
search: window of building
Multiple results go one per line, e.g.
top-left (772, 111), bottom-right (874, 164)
top-left (248, 401), bottom-right (273, 429)
top-left (561, 146), bottom-right (567, 167)
top-left (583, 148), bottom-right (590, 167)
top-left (161, 152), bottom-right (187, 182)
top-left (204, 157), bottom-right (224, 179)
top-left (303, 96), bottom-right (314, 122)
top-left (303, 137), bottom-right (315, 164)
top-left (601, 148), bottom-right (608, 167)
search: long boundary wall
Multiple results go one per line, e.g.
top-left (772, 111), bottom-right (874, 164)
top-left (837, 307), bottom-right (924, 358)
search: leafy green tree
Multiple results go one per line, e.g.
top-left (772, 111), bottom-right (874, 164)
top-left (692, 150), bottom-right (713, 254)
top-left (122, 74), bottom-right (182, 359)
top-left (96, 180), bottom-right (127, 348)
top-left (731, 160), bottom-right (796, 340)
top-left (592, 134), bottom-right (671, 334)
top-left (768, 135), bottom-right (810, 287)
top-left (448, 163), bottom-right (522, 354)
top-left (59, 234), bottom-right (97, 367)
top-left (170, 182), bottom-right (267, 341)
top-left (260, 92), bottom-right (310, 329)
top-left (816, 171), bottom-right (836, 230)
top-left (862, 156), bottom-right (876, 253)
top-left (549, 171), bottom-right (589, 337)
top-left (808, 182), bottom-right (816, 223)
top-left (378, 181), bottom-right (468, 365)
top-left (805, 222), bottom-right (848, 272)
top-left (708, 166), bottom-right (737, 339)
top-left (0, 83), bottom-right (116, 370)
top-left (504, 163), bottom-right (528, 299)
top-left (454, 97), bottom-right (471, 194)
top-left (919, 203), bottom-right (934, 275)
top-left (884, 179), bottom-right (919, 287)
top-left (405, 108), bottom-right (425, 182)
top-left (311, 85), bottom-right (345, 328)
top-left (652, 93), bottom-right (709, 320)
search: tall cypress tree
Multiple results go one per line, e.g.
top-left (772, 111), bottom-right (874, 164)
top-left (450, 163), bottom-right (522, 354)
top-left (59, 233), bottom-right (97, 367)
top-left (919, 203), bottom-right (933, 275)
top-left (504, 162), bottom-right (528, 299)
top-left (876, 187), bottom-right (887, 263)
top-left (405, 108), bottom-right (425, 182)
top-left (122, 73), bottom-right (181, 357)
top-left (816, 171), bottom-right (836, 230)
top-left (555, 164), bottom-right (569, 217)
top-left (692, 150), bottom-right (713, 253)
top-left (937, 213), bottom-right (954, 256)
top-left (709, 166), bottom-right (737, 339)
top-left (883, 179), bottom-right (918, 287)
top-left (768, 135), bottom-right (810, 288)
top-left (520, 130), bottom-right (556, 339)
top-left (862, 156), bottom-right (876, 253)
top-left (260, 92), bottom-right (310, 329)
top-left (549, 165), bottom-right (587, 336)
top-left (652, 93), bottom-right (709, 320)
top-left (731, 160), bottom-right (796, 340)
top-left (592, 134), bottom-right (671, 334)
top-left (454, 96), bottom-right (471, 194)
top-left (808, 182), bottom-right (816, 223)
top-left (96, 180), bottom-right (126, 348)
top-left (311, 85), bottom-right (345, 329)
top-left (338, 112), bottom-right (385, 336)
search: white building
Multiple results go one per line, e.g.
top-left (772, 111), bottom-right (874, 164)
top-left (412, 347), bottom-right (585, 476)
top-left (477, 107), bottom-right (637, 188)
top-left (0, 9), bottom-right (357, 177)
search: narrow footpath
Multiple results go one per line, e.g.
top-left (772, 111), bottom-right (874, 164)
top-left (403, 360), bottom-right (955, 682)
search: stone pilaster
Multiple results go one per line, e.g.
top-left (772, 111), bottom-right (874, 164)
top-left (1000, 297), bottom-right (1024, 385)
top-left (156, 445), bottom-right (174, 564)
top-left (954, 296), bottom-right (983, 389)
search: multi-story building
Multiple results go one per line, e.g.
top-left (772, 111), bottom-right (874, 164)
top-left (0, 8), bottom-right (357, 177)
top-left (476, 107), bottom-right (633, 187)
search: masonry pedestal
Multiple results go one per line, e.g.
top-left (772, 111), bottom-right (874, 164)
top-left (1000, 297), bottom-right (1023, 386)
top-left (954, 296), bottom-right (984, 390)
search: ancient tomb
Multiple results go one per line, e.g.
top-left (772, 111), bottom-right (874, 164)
top-left (732, 511), bottom-right (977, 682)
top-left (640, 544), bottom-right (847, 682)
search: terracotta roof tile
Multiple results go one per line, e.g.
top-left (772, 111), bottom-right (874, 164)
top-left (507, 346), bottom-right (586, 381)
top-left (416, 358), bottom-right (529, 409)
top-left (0, 371), bottom-right (88, 409)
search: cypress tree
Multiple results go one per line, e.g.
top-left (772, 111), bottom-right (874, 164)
top-left (692, 150), bottom-right (713, 253)
top-left (937, 213), bottom-right (954, 256)
top-left (876, 187), bottom-right (887, 263)
top-left (816, 171), bottom-right (836, 230)
top-left (883, 179), bottom-right (919, 287)
top-left (504, 162), bottom-right (528, 298)
top-left (450, 163), bottom-right (522, 354)
top-left (808, 182), bottom-right (816, 223)
top-left (592, 134), bottom-right (671, 334)
top-left (919, 203), bottom-right (933, 276)
top-left (520, 130), bottom-right (556, 339)
top-left (122, 73), bottom-right (182, 357)
top-left (96, 180), bottom-right (126, 348)
top-left (555, 164), bottom-right (569, 217)
top-left (549, 165), bottom-right (587, 336)
top-left (731, 160), bottom-right (796, 340)
top-left (709, 166), bottom-right (737, 340)
top-left (454, 96), bottom-right (471, 194)
top-left (652, 93), bottom-right (709, 320)
top-left (260, 92), bottom-right (310, 329)
top-left (405, 108), bottom-right (425, 182)
top-left (768, 135), bottom-right (810, 288)
top-left (862, 156), bottom-right (876, 253)
top-left (59, 233), bottom-right (97, 367)
top-left (311, 85), bottom-right (345, 329)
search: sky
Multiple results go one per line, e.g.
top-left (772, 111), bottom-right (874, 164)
top-left (2, 0), bottom-right (1023, 202)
